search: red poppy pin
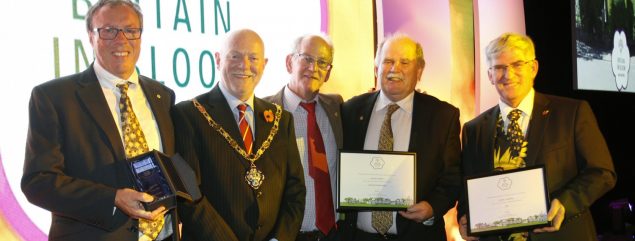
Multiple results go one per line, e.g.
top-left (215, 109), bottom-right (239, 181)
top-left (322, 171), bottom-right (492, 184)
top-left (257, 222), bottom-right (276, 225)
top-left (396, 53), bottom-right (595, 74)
top-left (263, 109), bottom-right (274, 123)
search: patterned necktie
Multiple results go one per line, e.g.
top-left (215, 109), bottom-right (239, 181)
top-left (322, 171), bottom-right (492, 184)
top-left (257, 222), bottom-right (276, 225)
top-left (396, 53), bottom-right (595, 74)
top-left (300, 102), bottom-right (335, 235)
top-left (504, 109), bottom-right (527, 241)
top-left (117, 83), bottom-right (165, 241)
top-left (372, 103), bottom-right (400, 235)
top-left (506, 109), bottom-right (524, 158)
top-left (238, 104), bottom-right (253, 154)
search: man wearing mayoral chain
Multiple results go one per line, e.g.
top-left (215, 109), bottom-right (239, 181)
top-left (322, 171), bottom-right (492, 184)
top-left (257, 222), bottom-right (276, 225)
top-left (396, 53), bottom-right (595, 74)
top-left (172, 29), bottom-right (306, 241)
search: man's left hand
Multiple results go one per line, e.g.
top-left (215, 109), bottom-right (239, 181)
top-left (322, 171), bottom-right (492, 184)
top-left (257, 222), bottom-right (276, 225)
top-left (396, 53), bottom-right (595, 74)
top-left (398, 201), bottom-right (433, 222)
top-left (534, 198), bottom-right (565, 233)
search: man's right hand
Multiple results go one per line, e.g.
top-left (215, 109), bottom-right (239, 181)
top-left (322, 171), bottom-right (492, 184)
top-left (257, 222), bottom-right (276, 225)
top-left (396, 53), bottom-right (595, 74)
top-left (114, 188), bottom-right (166, 220)
top-left (459, 215), bottom-right (479, 241)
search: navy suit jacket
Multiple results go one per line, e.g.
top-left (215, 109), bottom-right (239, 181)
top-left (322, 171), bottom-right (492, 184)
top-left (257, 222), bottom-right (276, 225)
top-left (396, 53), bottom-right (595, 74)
top-left (459, 92), bottom-right (616, 241)
top-left (172, 86), bottom-right (306, 241)
top-left (340, 91), bottom-right (462, 241)
top-left (21, 65), bottom-right (177, 241)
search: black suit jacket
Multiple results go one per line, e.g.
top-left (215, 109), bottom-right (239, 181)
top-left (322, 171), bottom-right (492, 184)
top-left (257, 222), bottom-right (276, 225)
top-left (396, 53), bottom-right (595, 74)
top-left (340, 91), bottom-right (462, 241)
top-left (459, 92), bottom-right (616, 241)
top-left (172, 86), bottom-right (306, 241)
top-left (21, 65), bottom-right (177, 241)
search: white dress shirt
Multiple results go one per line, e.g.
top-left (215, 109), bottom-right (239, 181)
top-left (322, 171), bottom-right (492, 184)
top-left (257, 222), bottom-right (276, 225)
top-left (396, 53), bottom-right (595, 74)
top-left (281, 86), bottom-right (338, 232)
top-left (94, 61), bottom-right (172, 240)
top-left (357, 91), bottom-right (414, 234)
top-left (219, 81), bottom-right (256, 136)
top-left (498, 88), bottom-right (535, 136)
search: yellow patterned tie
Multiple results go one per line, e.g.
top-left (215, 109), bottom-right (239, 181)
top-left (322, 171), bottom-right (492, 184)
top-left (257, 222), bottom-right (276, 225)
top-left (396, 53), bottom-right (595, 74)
top-left (371, 103), bottom-right (400, 235)
top-left (117, 83), bottom-right (165, 240)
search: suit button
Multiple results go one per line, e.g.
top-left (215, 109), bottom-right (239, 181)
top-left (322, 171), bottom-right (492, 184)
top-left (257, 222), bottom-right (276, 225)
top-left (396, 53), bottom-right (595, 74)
top-left (256, 224), bottom-right (263, 230)
top-left (257, 191), bottom-right (262, 197)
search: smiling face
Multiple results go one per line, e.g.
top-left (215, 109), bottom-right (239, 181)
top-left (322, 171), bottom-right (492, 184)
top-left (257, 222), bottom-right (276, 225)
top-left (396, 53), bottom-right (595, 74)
top-left (286, 35), bottom-right (333, 100)
top-left (376, 37), bottom-right (424, 102)
top-left (215, 29), bottom-right (268, 101)
top-left (487, 49), bottom-right (538, 107)
top-left (89, 4), bottom-right (141, 79)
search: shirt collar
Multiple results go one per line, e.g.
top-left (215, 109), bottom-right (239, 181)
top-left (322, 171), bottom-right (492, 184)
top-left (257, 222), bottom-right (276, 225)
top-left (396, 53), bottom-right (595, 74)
top-left (283, 85), bottom-right (319, 112)
top-left (376, 91), bottom-right (414, 115)
top-left (498, 88), bottom-right (535, 119)
top-left (219, 81), bottom-right (255, 111)
top-left (93, 60), bottom-right (139, 88)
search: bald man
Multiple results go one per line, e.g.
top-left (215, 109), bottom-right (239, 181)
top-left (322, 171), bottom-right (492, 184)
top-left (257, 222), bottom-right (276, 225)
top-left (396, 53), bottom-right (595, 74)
top-left (173, 29), bottom-right (306, 241)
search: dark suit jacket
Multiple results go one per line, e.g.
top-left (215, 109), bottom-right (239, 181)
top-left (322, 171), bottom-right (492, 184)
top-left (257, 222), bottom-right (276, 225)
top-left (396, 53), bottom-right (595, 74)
top-left (21, 65), bottom-right (177, 241)
top-left (172, 86), bottom-right (306, 241)
top-left (459, 92), bottom-right (616, 241)
top-left (263, 87), bottom-right (344, 234)
top-left (340, 91), bottom-right (462, 241)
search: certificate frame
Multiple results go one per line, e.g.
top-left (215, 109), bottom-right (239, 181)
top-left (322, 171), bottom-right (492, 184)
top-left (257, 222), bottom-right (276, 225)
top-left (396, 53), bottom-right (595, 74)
top-left (336, 150), bottom-right (416, 211)
top-left (465, 166), bottom-right (551, 236)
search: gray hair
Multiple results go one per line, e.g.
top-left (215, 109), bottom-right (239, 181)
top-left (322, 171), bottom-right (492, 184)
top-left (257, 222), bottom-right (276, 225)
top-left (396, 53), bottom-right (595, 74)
top-left (290, 33), bottom-right (334, 61)
top-left (375, 32), bottom-right (425, 68)
top-left (485, 32), bottom-right (536, 66)
top-left (86, 0), bottom-right (143, 32)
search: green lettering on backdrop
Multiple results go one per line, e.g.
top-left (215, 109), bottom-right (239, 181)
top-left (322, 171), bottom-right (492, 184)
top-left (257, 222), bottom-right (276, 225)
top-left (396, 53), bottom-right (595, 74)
top-left (173, 48), bottom-right (191, 87)
top-left (215, 0), bottom-right (230, 35)
top-left (75, 39), bottom-right (90, 73)
top-left (174, 0), bottom-right (192, 32)
top-left (156, 0), bottom-right (162, 28)
top-left (199, 50), bottom-right (215, 88)
top-left (53, 37), bottom-right (60, 78)
top-left (73, 0), bottom-right (91, 20)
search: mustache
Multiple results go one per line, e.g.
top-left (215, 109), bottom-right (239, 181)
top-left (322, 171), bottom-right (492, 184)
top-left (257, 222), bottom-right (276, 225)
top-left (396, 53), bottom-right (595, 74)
top-left (386, 73), bottom-right (404, 80)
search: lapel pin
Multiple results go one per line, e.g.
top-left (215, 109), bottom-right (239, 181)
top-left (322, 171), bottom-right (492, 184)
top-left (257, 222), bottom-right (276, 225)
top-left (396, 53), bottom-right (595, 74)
top-left (334, 112), bottom-right (338, 117)
top-left (156, 94), bottom-right (161, 99)
top-left (542, 110), bottom-right (549, 116)
top-left (359, 116), bottom-right (364, 121)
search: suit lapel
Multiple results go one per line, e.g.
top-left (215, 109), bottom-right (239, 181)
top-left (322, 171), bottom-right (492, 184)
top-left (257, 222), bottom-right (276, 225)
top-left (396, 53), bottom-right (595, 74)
top-left (318, 94), bottom-right (343, 149)
top-left (356, 92), bottom-right (379, 149)
top-left (76, 66), bottom-right (125, 160)
top-left (525, 93), bottom-right (550, 166)
top-left (479, 107), bottom-right (499, 172)
top-left (408, 93), bottom-right (430, 151)
top-left (139, 77), bottom-right (173, 154)
top-left (253, 98), bottom-right (276, 151)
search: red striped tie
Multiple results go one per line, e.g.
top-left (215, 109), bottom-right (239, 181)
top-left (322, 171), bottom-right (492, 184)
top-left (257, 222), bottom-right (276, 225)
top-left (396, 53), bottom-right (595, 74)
top-left (238, 104), bottom-right (253, 154)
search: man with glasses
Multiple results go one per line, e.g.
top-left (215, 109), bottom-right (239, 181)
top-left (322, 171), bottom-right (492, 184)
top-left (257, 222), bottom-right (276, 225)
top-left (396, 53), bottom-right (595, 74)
top-left (22, 0), bottom-right (177, 240)
top-left (458, 32), bottom-right (616, 241)
top-left (339, 33), bottom-right (462, 241)
top-left (264, 34), bottom-right (343, 241)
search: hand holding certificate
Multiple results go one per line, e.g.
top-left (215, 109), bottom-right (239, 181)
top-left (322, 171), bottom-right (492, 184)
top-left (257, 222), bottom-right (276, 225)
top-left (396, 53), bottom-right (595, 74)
top-left (464, 166), bottom-right (551, 236)
top-left (337, 150), bottom-right (416, 211)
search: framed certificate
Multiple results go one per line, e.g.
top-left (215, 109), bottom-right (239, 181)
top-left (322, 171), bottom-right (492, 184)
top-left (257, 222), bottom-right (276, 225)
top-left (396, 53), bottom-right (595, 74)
top-left (465, 166), bottom-right (551, 236)
top-left (337, 150), bottom-right (416, 211)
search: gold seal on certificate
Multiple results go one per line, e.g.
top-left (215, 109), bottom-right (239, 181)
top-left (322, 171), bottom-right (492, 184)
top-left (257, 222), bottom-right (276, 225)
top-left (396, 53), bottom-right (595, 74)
top-left (336, 150), bottom-right (416, 211)
top-left (465, 166), bottom-right (551, 236)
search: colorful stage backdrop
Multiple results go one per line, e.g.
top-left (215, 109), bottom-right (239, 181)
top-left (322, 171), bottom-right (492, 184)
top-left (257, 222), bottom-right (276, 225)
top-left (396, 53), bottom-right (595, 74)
top-left (0, 1), bottom-right (524, 240)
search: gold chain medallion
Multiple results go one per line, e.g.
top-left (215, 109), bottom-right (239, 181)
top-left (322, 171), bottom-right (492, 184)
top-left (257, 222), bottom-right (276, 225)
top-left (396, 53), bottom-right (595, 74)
top-left (192, 99), bottom-right (281, 190)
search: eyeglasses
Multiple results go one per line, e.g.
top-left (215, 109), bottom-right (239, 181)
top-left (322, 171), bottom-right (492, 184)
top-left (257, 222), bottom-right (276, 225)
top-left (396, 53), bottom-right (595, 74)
top-left (488, 59), bottom-right (534, 76)
top-left (93, 27), bottom-right (143, 40)
top-left (294, 53), bottom-right (332, 70)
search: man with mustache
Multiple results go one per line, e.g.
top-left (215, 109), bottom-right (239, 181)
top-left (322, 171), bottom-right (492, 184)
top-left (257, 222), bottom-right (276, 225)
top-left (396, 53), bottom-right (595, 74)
top-left (339, 33), bottom-right (461, 241)
top-left (172, 29), bottom-right (306, 241)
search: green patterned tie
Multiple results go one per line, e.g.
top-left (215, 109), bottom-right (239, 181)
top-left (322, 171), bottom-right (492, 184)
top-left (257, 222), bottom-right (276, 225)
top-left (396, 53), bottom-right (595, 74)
top-left (117, 83), bottom-right (165, 240)
top-left (371, 103), bottom-right (400, 235)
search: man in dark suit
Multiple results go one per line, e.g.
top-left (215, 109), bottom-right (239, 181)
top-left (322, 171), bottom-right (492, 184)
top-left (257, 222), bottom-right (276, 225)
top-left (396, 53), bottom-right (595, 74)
top-left (458, 33), bottom-right (616, 241)
top-left (264, 34), bottom-right (343, 241)
top-left (172, 29), bottom-right (306, 241)
top-left (21, 0), bottom-right (177, 240)
top-left (340, 34), bottom-right (462, 241)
